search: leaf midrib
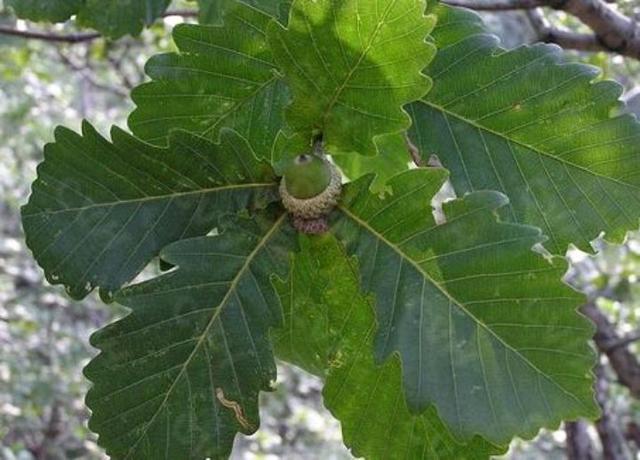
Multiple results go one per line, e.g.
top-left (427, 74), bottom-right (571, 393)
top-left (23, 183), bottom-right (276, 218)
top-left (421, 100), bottom-right (640, 193)
top-left (122, 213), bottom-right (286, 459)
top-left (322, 0), bottom-right (399, 122)
top-left (337, 204), bottom-right (587, 409)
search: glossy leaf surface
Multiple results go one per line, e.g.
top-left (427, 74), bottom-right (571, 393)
top-left (268, 0), bottom-right (435, 155)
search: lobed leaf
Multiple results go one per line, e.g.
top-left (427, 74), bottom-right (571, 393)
top-left (194, 0), bottom-right (291, 25)
top-left (267, 0), bottom-right (435, 155)
top-left (333, 133), bottom-right (412, 193)
top-left (21, 123), bottom-right (277, 300)
top-left (333, 168), bottom-right (598, 444)
top-left (84, 210), bottom-right (294, 460)
top-left (410, 5), bottom-right (640, 253)
top-left (274, 235), bottom-right (505, 459)
top-left (129, 3), bottom-right (289, 158)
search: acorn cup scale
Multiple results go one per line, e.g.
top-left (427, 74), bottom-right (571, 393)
top-left (279, 154), bottom-right (342, 234)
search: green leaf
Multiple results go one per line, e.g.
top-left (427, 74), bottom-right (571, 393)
top-left (409, 5), bottom-right (640, 253)
top-left (129, 3), bottom-right (289, 158)
top-left (7, 0), bottom-right (171, 38)
top-left (274, 235), bottom-right (505, 459)
top-left (333, 133), bottom-right (411, 193)
top-left (267, 0), bottom-right (435, 155)
top-left (6, 0), bottom-right (82, 22)
top-left (21, 122), bottom-right (277, 300)
top-left (77, 0), bottom-right (171, 39)
top-left (332, 168), bottom-right (598, 444)
top-left (194, 0), bottom-right (291, 25)
top-left (84, 209), bottom-right (294, 459)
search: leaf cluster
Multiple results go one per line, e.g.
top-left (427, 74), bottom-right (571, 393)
top-left (18, 0), bottom-right (640, 458)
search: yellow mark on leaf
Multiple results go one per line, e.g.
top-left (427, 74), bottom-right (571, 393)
top-left (215, 388), bottom-right (253, 431)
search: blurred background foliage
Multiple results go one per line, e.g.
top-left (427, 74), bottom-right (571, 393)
top-left (0, 0), bottom-right (638, 459)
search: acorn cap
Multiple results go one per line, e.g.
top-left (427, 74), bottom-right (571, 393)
top-left (279, 155), bottom-right (342, 220)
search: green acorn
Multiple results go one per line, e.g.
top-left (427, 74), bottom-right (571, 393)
top-left (279, 154), bottom-right (342, 221)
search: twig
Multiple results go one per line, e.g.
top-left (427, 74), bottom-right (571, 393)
top-left (404, 133), bottom-right (423, 167)
top-left (566, 420), bottom-right (595, 460)
top-left (449, 0), bottom-right (640, 60)
top-left (594, 364), bottom-right (632, 460)
top-left (163, 10), bottom-right (199, 18)
top-left (551, 0), bottom-right (640, 59)
top-left (582, 303), bottom-right (640, 399)
top-left (57, 48), bottom-right (128, 97)
top-left (0, 25), bottom-right (99, 43)
top-left (0, 10), bottom-right (197, 44)
top-left (442, 0), bottom-right (545, 10)
top-left (527, 9), bottom-right (608, 52)
top-left (604, 330), bottom-right (640, 352)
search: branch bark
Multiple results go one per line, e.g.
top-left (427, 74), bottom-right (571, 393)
top-left (526, 8), bottom-right (609, 52)
top-left (0, 10), bottom-right (197, 43)
top-left (581, 303), bottom-right (640, 399)
top-left (566, 420), bottom-right (595, 460)
top-left (442, 0), bottom-right (545, 9)
top-left (594, 364), bottom-right (633, 460)
top-left (442, 0), bottom-right (640, 60)
top-left (0, 26), bottom-right (99, 43)
top-left (554, 0), bottom-right (640, 59)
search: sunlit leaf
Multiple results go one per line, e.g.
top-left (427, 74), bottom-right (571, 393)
top-left (267, 0), bottom-right (435, 155)
top-left (333, 133), bottom-right (412, 193)
top-left (410, 5), bottom-right (640, 253)
top-left (194, 0), bottom-right (290, 25)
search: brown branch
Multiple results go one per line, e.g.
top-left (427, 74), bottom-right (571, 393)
top-left (404, 134), bottom-right (423, 167)
top-left (526, 9), bottom-right (609, 52)
top-left (550, 0), bottom-right (640, 59)
top-left (452, 0), bottom-right (640, 59)
top-left (0, 10), bottom-right (197, 44)
top-left (163, 9), bottom-right (199, 18)
top-left (56, 48), bottom-right (128, 97)
top-left (604, 330), bottom-right (640, 352)
top-left (442, 0), bottom-right (545, 10)
top-left (0, 25), bottom-right (100, 43)
top-left (594, 364), bottom-right (632, 460)
top-left (582, 303), bottom-right (640, 399)
top-left (566, 420), bottom-right (595, 460)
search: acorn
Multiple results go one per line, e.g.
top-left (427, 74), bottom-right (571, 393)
top-left (279, 154), bottom-right (342, 230)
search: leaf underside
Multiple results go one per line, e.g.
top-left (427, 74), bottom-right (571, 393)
top-left (84, 210), bottom-right (294, 460)
top-left (267, 0), bottom-right (435, 155)
top-left (333, 168), bottom-right (597, 444)
top-left (274, 235), bottom-right (506, 459)
top-left (410, 5), bottom-right (640, 254)
top-left (21, 123), bottom-right (277, 299)
top-left (129, 3), bottom-right (289, 158)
